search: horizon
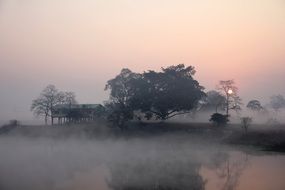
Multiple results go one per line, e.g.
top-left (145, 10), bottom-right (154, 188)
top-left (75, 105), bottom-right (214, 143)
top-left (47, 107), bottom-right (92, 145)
top-left (0, 0), bottom-right (285, 122)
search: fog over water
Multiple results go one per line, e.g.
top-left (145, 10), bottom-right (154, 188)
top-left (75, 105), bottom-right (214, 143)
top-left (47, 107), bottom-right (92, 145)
top-left (0, 133), bottom-right (284, 190)
top-left (1, 0), bottom-right (285, 122)
top-left (1, 1), bottom-right (285, 190)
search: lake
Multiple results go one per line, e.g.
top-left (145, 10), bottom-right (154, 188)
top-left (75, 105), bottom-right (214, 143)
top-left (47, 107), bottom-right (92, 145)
top-left (0, 134), bottom-right (284, 190)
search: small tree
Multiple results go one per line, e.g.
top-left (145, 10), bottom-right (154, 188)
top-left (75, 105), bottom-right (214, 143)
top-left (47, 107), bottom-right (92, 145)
top-left (247, 100), bottom-right (263, 112)
top-left (209, 113), bottom-right (229, 126)
top-left (201, 90), bottom-right (226, 113)
top-left (270, 95), bottom-right (285, 113)
top-left (240, 117), bottom-right (252, 133)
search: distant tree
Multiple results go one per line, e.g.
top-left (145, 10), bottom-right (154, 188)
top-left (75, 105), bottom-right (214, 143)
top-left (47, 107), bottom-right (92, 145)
top-left (209, 113), bottom-right (229, 126)
top-left (62, 92), bottom-right (77, 105)
top-left (31, 85), bottom-right (77, 125)
top-left (246, 100), bottom-right (263, 112)
top-left (217, 80), bottom-right (242, 116)
top-left (270, 95), bottom-right (285, 112)
top-left (201, 90), bottom-right (226, 113)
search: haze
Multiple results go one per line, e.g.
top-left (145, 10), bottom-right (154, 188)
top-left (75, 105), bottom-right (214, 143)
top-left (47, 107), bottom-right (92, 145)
top-left (0, 0), bottom-right (285, 122)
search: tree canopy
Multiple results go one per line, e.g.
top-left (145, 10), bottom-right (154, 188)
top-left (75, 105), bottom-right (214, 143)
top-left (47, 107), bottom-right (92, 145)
top-left (246, 100), bottom-right (263, 112)
top-left (201, 90), bottom-right (226, 113)
top-left (105, 64), bottom-right (206, 126)
top-left (270, 95), bottom-right (285, 112)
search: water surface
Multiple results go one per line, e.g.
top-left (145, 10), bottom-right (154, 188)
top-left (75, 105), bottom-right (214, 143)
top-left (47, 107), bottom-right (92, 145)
top-left (0, 135), bottom-right (284, 190)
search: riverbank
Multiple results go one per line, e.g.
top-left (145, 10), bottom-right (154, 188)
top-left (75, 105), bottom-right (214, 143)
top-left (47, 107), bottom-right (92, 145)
top-left (1, 121), bottom-right (285, 152)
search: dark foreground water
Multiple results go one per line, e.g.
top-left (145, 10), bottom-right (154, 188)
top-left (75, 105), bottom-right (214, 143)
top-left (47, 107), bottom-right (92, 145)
top-left (0, 135), bottom-right (284, 190)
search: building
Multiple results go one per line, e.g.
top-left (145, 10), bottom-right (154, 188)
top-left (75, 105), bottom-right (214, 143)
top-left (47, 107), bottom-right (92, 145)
top-left (52, 104), bottom-right (105, 124)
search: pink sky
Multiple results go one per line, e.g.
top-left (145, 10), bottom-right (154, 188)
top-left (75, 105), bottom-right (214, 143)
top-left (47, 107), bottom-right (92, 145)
top-left (0, 0), bottom-right (285, 122)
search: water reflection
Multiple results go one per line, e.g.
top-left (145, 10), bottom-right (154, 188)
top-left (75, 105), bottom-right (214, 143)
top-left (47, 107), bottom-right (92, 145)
top-left (204, 151), bottom-right (249, 190)
top-left (1, 137), bottom-right (284, 190)
top-left (105, 149), bottom-right (249, 190)
top-left (107, 159), bottom-right (205, 190)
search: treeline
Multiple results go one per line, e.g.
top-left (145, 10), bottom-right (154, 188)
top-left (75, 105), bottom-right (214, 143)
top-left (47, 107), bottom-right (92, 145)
top-left (31, 64), bottom-right (285, 128)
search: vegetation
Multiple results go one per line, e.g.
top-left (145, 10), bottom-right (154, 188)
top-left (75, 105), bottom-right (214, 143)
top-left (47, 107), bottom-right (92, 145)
top-left (24, 64), bottom-right (285, 152)
top-left (31, 85), bottom-right (77, 125)
top-left (105, 64), bottom-right (205, 127)
top-left (240, 117), bottom-right (252, 133)
top-left (247, 100), bottom-right (263, 112)
top-left (217, 80), bottom-right (242, 115)
top-left (209, 113), bottom-right (229, 126)
top-left (270, 94), bottom-right (285, 112)
top-left (200, 90), bottom-right (226, 113)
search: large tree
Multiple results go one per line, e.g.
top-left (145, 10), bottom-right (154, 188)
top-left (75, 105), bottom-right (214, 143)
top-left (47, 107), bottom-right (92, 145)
top-left (105, 64), bottom-right (205, 126)
top-left (105, 69), bottom-right (142, 128)
top-left (31, 85), bottom-right (77, 125)
top-left (140, 64), bottom-right (205, 120)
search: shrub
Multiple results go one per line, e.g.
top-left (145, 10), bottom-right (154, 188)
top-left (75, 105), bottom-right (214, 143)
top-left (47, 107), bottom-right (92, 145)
top-left (209, 113), bottom-right (229, 126)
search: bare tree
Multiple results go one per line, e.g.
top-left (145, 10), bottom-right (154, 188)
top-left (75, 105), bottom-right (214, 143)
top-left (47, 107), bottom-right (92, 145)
top-left (217, 80), bottom-right (242, 116)
top-left (63, 92), bottom-right (77, 106)
top-left (31, 85), bottom-right (77, 125)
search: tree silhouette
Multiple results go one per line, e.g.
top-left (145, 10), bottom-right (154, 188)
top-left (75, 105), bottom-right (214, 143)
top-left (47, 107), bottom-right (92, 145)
top-left (141, 65), bottom-right (205, 120)
top-left (105, 69), bottom-right (142, 128)
top-left (217, 80), bottom-right (242, 116)
top-left (270, 95), bottom-right (285, 112)
top-left (201, 90), bottom-right (226, 113)
top-left (105, 64), bottom-right (206, 127)
top-left (246, 100), bottom-right (263, 112)
top-left (31, 85), bottom-right (77, 125)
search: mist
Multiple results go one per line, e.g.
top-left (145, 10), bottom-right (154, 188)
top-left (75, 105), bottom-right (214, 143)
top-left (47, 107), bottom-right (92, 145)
top-left (0, 133), bottom-right (214, 190)
top-left (0, 127), bottom-right (285, 190)
top-left (1, 0), bottom-right (285, 122)
top-left (1, 0), bottom-right (285, 189)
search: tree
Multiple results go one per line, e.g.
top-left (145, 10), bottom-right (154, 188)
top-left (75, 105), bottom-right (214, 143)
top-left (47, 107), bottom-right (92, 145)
top-left (246, 100), bottom-right (263, 112)
top-left (139, 64), bottom-right (205, 120)
top-left (201, 90), bottom-right (226, 113)
top-left (62, 92), bottom-right (77, 105)
top-left (240, 117), bottom-right (252, 133)
top-left (31, 85), bottom-right (77, 125)
top-left (105, 69), bottom-right (142, 128)
top-left (217, 80), bottom-right (242, 116)
top-left (270, 95), bottom-right (285, 112)
top-left (209, 113), bottom-right (229, 126)
top-left (105, 64), bottom-right (206, 126)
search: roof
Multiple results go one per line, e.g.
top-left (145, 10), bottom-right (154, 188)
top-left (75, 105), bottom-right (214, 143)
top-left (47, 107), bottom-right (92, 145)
top-left (54, 104), bottom-right (103, 109)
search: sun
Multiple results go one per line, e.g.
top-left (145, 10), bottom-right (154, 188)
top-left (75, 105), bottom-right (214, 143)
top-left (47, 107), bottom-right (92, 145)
top-left (227, 89), bottom-right (233, 95)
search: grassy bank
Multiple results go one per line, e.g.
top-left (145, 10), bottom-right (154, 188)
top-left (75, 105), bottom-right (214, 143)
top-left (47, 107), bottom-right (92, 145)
top-left (225, 129), bottom-right (285, 152)
top-left (1, 121), bottom-right (285, 152)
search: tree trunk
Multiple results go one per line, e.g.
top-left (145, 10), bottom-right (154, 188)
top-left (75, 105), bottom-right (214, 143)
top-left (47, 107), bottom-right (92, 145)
top-left (45, 115), bottom-right (48, 125)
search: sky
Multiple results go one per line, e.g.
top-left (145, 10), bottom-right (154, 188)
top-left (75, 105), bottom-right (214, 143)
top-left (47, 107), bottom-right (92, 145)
top-left (0, 0), bottom-right (285, 123)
